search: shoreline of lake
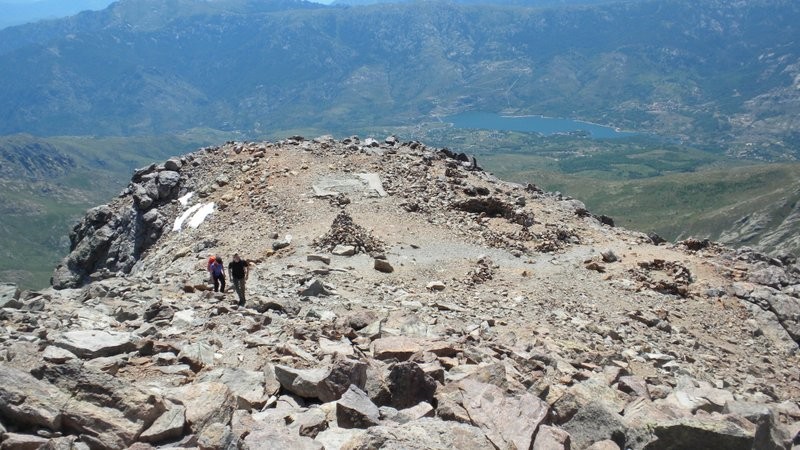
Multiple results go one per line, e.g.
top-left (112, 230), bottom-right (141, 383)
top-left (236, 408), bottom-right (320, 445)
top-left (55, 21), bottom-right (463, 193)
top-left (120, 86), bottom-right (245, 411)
top-left (441, 111), bottom-right (637, 139)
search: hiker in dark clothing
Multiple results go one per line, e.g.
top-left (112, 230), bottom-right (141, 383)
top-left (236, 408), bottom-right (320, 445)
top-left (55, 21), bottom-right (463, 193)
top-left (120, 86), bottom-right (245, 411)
top-left (210, 256), bottom-right (226, 293)
top-left (228, 253), bottom-right (249, 306)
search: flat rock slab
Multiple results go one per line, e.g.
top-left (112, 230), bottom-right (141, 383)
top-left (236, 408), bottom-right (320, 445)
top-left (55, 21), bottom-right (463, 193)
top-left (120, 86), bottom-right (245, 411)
top-left (54, 330), bottom-right (135, 359)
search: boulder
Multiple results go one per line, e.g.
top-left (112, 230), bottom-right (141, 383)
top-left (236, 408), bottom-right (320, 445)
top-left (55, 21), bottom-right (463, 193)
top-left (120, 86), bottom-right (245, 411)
top-left (139, 406), bottom-right (186, 443)
top-left (287, 407), bottom-right (328, 438)
top-left (387, 361), bottom-right (437, 409)
top-left (336, 384), bottom-right (380, 429)
top-left (42, 345), bottom-right (78, 364)
top-left (643, 417), bottom-right (755, 450)
top-left (395, 402), bottom-right (435, 424)
top-left (374, 258), bottom-right (395, 273)
top-left (0, 364), bottom-right (69, 430)
top-left (168, 382), bottom-right (236, 433)
top-left (164, 158), bottom-right (183, 171)
top-left (562, 401), bottom-right (628, 450)
top-left (1, 433), bottom-right (50, 449)
top-left (178, 342), bottom-right (216, 371)
top-left (0, 283), bottom-right (21, 308)
top-left (197, 367), bottom-right (268, 409)
top-left (53, 330), bottom-right (135, 359)
top-left (532, 425), bottom-right (572, 450)
top-left (552, 378), bottom-right (627, 423)
top-left (28, 362), bottom-right (166, 448)
top-left (372, 336), bottom-right (423, 361)
top-left (436, 378), bottom-right (548, 450)
top-left (197, 422), bottom-right (239, 450)
top-left (298, 278), bottom-right (330, 297)
top-left (274, 359), bottom-right (367, 402)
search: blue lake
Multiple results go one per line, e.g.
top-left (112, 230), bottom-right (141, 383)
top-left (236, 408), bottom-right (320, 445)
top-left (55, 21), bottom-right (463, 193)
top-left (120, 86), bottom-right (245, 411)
top-left (445, 111), bottom-right (636, 139)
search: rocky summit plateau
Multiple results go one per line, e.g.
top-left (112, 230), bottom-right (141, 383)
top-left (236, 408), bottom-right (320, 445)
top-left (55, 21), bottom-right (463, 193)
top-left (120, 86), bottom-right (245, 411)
top-left (1, 136), bottom-right (800, 450)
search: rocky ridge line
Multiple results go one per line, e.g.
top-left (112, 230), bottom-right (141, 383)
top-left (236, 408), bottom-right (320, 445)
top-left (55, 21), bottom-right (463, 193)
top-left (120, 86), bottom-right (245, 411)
top-left (0, 135), bottom-right (799, 449)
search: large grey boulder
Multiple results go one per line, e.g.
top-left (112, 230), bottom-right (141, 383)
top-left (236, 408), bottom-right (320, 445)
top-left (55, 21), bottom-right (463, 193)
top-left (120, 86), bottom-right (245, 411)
top-left (274, 359), bottom-right (367, 402)
top-left (197, 367), bottom-right (269, 409)
top-left (167, 382), bottom-right (236, 434)
top-left (337, 384), bottom-right (380, 429)
top-left (139, 406), bottom-right (186, 443)
top-left (53, 330), bottom-right (135, 359)
top-left (0, 364), bottom-right (68, 430)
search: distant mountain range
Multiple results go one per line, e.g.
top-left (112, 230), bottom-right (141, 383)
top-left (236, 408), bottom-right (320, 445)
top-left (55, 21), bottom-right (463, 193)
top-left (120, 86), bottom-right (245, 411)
top-left (0, 0), bottom-right (798, 159)
top-left (0, 0), bottom-right (115, 29)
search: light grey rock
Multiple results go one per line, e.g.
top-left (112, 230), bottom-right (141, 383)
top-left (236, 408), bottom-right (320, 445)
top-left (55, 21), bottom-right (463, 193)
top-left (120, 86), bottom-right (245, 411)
top-left (314, 427), bottom-right (365, 450)
top-left (1, 432), bottom-right (50, 449)
top-left (178, 342), bottom-right (216, 371)
top-left (197, 422), bottom-right (238, 450)
top-left (586, 440), bottom-right (622, 450)
top-left (618, 375), bottom-right (651, 399)
top-left (332, 245), bottom-right (356, 256)
top-left (42, 345), bottom-right (78, 364)
top-left (395, 402), bottom-right (435, 424)
top-left (274, 359), bottom-right (367, 402)
top-left (168, 382), bottom-right (236, 434)
top-left (337, 384), bottom-right (380, 429)
top-left (54, 330), bottom-right (135, 359)
top-left (288, 407), bottom-right (328, 438)
top-left (552, 378), bottom-right (628, 423)
top-left (436, 378), bottom-right (548, 450)
top-left (372, 336), bottom-right (423, 361)
top-left (307, 254), bottom-right (331, 265)
top-left (426, 281), bottom-right (446, 291)
top-left (0, 283), bottom-right (21, 308)
top-left (0, 364), bottom-right (67, 430)
top-left (723, 400), bottom-right (773, 423)
top-left (197, 367), bottom-right (268, 409)
top-left (139, 405), bottom-right (186, 443)
top-left (749, 266), bottom-right (790, 288)
top-left (32, 361), bottom-right (167, 445)
top-left (662, 384), bottom-right (734, 414)
top-left (532, 425), bottom-right (571, 450)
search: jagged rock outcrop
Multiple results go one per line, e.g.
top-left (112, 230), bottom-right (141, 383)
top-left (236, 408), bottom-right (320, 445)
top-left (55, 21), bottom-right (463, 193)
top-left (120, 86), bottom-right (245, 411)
top-left (1, 136), bottom-right (798, 449)
top-left (50, 162), bottom-right (185, 289)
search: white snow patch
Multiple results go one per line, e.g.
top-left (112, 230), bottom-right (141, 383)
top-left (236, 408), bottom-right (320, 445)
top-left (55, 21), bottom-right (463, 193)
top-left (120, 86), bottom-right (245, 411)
top-left (187, 202), bottom-right (215, 229)
top-left (173, 203), bottom-right (203, 232)
top-left (178, 192), bottom-right (194, 206)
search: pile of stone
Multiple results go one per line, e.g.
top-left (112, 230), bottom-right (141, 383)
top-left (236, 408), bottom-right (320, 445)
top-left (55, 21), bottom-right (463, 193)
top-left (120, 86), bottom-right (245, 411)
top-left (313, 211), bottom-right (386, 255)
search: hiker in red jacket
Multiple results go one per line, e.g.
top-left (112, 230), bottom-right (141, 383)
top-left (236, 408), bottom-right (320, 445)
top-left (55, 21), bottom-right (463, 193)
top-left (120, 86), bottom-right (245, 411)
top-left (209, 256), bottom-right (226, 293)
